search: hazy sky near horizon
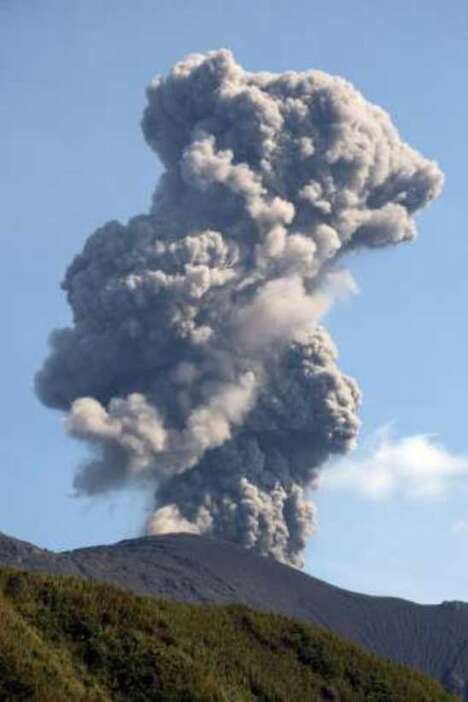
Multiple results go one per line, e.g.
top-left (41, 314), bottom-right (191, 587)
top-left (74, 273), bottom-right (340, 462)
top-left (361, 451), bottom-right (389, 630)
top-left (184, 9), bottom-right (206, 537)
top-left (2, 0), bottom-right (468, 603)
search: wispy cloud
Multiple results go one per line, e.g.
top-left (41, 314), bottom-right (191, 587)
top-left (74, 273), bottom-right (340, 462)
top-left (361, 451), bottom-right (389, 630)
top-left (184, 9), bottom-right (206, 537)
top-left (321, 426), bottom-right (468, 500)
top-left (452, 519), bottom-right (468, 535)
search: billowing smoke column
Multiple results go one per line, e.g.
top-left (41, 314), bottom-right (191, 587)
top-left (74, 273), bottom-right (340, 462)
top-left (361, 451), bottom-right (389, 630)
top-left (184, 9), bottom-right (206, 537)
top-left (36, 50), bottom-right (443, 567)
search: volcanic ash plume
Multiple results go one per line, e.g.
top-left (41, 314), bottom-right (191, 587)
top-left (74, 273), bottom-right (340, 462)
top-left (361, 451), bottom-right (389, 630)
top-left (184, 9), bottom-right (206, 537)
top-left (36, 50), bottom-right (443, 567)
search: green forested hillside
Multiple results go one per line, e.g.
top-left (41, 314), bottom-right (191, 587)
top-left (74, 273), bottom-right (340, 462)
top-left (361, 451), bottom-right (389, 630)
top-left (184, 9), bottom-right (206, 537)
top-left (0, 568), bottom-right (456, 702)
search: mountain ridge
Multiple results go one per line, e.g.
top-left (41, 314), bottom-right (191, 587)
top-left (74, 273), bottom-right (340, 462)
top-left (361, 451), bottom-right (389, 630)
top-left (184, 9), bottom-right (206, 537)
top-left (1, 530), bottom-right (467, 698)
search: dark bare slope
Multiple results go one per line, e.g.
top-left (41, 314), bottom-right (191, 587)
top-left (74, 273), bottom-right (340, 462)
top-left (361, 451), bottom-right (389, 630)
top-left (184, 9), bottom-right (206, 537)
top-left (1, 531), bottom-right (467, 698)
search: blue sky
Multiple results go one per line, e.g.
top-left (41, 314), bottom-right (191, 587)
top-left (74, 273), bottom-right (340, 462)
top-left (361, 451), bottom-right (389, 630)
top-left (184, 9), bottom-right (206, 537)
top-left (2, 0), bottom-right (468, 603)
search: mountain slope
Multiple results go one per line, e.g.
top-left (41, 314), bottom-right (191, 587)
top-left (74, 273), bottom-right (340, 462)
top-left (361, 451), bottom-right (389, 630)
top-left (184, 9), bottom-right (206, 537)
top-left (0, 567), bottom-right (455, 702)
top-left (1, 531), bottom-right (467, 698)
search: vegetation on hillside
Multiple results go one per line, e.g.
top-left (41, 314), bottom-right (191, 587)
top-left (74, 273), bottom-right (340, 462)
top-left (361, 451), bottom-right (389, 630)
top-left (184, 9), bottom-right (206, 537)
top-left (0, 568), bottom-right (456, 701)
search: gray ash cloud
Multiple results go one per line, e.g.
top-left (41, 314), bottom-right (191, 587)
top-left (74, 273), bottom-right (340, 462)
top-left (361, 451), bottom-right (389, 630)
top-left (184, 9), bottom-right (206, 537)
top-left (36, 50), bottom-right (443, 567)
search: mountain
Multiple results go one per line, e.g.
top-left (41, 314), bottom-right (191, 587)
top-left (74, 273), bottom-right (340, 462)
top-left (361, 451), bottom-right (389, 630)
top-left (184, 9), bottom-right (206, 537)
top-left (0, 566), bottom-right (455, 701)
top-left (1, 531), bottom-right (467, 698)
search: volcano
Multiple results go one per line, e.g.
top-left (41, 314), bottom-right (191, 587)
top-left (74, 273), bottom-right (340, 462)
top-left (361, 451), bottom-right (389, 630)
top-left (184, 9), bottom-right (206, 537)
top-left (0, 530), bottom-right (466, 698)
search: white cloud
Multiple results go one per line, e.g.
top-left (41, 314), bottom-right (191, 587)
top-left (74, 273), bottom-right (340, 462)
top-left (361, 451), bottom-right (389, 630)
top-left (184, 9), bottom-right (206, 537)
top-left (452, 519), bottom-right (468, 536)
top-left (321, 426), bottom-right (468, 500)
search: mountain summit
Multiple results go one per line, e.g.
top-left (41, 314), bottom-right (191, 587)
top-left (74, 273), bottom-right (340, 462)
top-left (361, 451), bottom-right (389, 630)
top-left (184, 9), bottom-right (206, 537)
top-left (0, 531), bottom-right (466, 698)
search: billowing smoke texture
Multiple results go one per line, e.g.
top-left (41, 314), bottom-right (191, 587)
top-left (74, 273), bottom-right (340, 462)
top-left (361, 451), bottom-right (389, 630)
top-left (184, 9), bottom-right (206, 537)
top-left (36, 50), bottom-right (443, 567)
